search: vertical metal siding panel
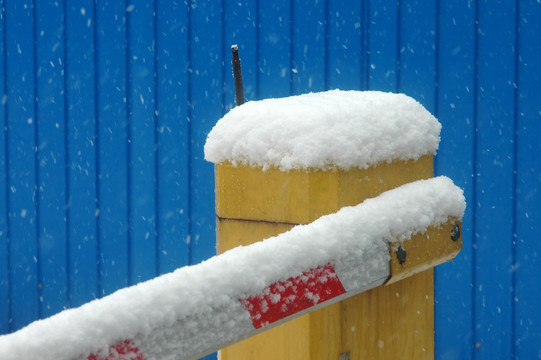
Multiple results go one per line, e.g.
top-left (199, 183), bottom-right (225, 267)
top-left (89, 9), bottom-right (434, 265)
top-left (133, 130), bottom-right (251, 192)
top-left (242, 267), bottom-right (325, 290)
top-left (65, 1), bottom-right (99, 306)
top-left (434, 1), bottom-right (476, 358)
top-left (95, 1), bottom-right (129, 296)
top-left (35, 0), bottom-right (68, 319)
top-left (473, 0), bottom-right (516, 358)
top-left (368, 0), bottom-right (399, 92)
top-left (291, 0), bottom-right (326, 94)
top-left (397, 5), bottom-right (439, 357)
top-left (0, 0), bottom-right (9, 335)
top-left (514, 2), bottom-right (541, 358)
top-left (223, 0), bottom-right (257, 108)
top-left (327, 0), bottom-right (362, 91)
top-left (4, 0), bottom-right (39, 331)
top-left (257, 0), bottom-right (291, 99)
top-left (126, 0), bottom-right (158, 284)
top-left (398, 3), bottom-right (444, 358)
top-left (397, 0), bottom-right (437, 112)
top-left (155, 1), bottom-right (190, 274)
top-left (188, 0), bottom-right (222, 264)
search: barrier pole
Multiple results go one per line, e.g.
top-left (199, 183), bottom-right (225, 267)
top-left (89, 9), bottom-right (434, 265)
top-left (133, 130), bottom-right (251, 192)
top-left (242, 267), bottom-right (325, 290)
top-left (215, 155), bottom-right (439, 359)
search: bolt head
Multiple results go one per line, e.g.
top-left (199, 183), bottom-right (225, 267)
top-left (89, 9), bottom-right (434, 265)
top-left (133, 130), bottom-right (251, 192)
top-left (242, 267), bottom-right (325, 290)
top-left (396, 246), bottom-right (407, 264)
top-left (451, 224), bottom-right (461, 241)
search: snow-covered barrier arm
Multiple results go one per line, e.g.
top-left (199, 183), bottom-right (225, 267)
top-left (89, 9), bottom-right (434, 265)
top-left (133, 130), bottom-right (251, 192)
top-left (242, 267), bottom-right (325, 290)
top-left (0, 177), bottom-right (465, 360)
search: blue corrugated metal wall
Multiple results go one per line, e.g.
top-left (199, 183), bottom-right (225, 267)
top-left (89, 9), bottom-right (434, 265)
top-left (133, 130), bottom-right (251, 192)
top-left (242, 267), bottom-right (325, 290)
top-left (0, 1), bottom-right (539, 359)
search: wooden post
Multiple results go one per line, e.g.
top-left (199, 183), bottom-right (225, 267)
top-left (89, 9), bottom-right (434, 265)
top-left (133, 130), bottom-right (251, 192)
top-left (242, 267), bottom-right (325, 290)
top-left (216, 154), bottom-right (446, 359)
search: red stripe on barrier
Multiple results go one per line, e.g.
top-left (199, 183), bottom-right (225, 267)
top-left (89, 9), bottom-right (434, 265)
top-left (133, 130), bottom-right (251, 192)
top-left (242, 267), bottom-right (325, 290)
top-left (240, 262), bottom-right (346, 329)
top-left (87, 339), bottom-right (144, 360)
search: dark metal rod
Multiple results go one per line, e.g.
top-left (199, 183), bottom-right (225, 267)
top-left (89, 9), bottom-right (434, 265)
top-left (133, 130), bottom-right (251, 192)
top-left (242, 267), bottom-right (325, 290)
top-left (231, 45), bottom-right (245, 106)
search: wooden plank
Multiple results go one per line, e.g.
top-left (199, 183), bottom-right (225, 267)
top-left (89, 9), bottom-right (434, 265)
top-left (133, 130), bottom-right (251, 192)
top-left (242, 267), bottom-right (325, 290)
top-left (216, 155), bottom-right (433, 224)
top-left (216, 218), bottom-right (294, 253)
top-left (220, 316), bottom-right (311, 360)
top-left (339, 270), bottom-right (434, 359)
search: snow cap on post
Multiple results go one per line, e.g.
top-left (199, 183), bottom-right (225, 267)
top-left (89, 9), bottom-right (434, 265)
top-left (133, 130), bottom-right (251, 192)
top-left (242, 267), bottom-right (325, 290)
top-left (204, 90), bottom-right (441, 171)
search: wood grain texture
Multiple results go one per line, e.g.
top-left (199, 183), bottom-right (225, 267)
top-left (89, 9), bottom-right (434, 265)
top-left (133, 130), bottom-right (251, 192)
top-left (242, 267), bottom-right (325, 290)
top-left (215, 155), bottom-right (433, 224)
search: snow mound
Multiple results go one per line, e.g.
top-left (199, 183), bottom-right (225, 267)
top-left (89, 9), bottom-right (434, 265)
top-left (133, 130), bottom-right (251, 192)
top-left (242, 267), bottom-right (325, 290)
top-left (205, 90), bottom-right (441, 171)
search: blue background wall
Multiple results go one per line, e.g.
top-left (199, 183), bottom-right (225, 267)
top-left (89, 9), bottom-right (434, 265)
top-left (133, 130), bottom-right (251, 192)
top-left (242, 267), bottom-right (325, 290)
top-left (0, 1), bottom-right (539, 359)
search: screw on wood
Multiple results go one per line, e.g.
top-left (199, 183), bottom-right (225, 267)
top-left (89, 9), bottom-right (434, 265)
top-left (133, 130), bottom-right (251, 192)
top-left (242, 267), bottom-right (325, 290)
top-left (339, 352), bottom-right (350, 360)
top-left (396, 246), bottom-right (407, 264)
top-left (451, 224), bottom-right (461, 241)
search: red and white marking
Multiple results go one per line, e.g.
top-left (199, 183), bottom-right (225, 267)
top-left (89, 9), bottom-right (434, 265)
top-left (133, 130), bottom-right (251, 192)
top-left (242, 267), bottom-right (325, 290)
top-left (240, 262), bottom-right (345, 328)
top-left (87, 340), bottom-right (143, 360)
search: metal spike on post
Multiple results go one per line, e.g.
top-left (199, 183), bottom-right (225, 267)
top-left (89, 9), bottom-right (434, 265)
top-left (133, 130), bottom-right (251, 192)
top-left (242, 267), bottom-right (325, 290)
top-left (231, 45), bottom-right (245, 106)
